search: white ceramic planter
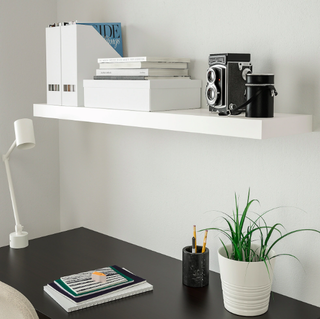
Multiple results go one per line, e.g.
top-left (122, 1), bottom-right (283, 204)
top-left (218, 244), bottom-right (276, 317)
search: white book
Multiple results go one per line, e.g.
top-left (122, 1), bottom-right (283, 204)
top-left (96, 68), bottom-right (189, 77)
top-left (98, 56), bottom-right (190, 63)
top-left (44, 282), bottom-right (153, 312)
top-left (99, 61), bottom-right (188, 69)
top-left (93, 75), bottom-right (190, 80)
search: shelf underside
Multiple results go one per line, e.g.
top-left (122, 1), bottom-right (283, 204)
top-left (33, 104), bottom-right (313, 139)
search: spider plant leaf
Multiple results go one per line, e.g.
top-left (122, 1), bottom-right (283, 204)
top-left (219, 238), bottom-right (229, 259)
top-left (199, 227), bottom-right (232, 240)
top-left (200, 227), bottom-right (240, 253)
top-left (221, 217), bottom-right (237, 241)
top-left (270, 253), bottom-right (299, 262)
top-left (264, 223), bottom-right (284, 247)
top-left (260, 256), bottom-right (274, 281)
top-left (266, 228), bottom-right (320, 257)
top-left (240, 199), bottom-right (258, 231)
top-left (201, 226), bottom-right (241, 260)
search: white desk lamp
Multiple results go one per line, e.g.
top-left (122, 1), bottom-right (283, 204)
top-left (2, 119), bottom-right (36, 249)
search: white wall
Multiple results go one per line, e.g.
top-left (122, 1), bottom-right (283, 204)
top-left (54, 0), bottom-right (320, 308)
top-left (0, 1), bottom-right (60, 245)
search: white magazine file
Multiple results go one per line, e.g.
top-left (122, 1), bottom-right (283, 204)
top-left (46, 24), bottom-right (120, 106)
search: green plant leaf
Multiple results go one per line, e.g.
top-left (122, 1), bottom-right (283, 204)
top-left (202, 189), bottom-right (320, 266)
top-left (266, 229), bottom-right (320, 258)
top-left (219, 238), bottom-right (229, 259)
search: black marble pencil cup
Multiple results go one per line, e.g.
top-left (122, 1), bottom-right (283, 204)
top-left (182, 246), bottom-right (209, 288)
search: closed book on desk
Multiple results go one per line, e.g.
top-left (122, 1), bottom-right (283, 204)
top-left (44, 265), bottom-right (153, 312)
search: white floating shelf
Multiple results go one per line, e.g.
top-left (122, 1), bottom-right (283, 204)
top-left (33, 104), bottom-right (312, 140)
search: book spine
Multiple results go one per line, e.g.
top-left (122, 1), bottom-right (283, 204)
top-left (98, 62), bottom-right (188, 69)
top-left (94, 75), bottom-right (147, 80)
top-left (97, 57), bottom-right (191, 63)
top-left (96, 69), bottom-right (189, 76)
top-left (93, 75), bottom-right (190, 80)
top-left (96, 69), bottom-right (150, 76)
top-left (98, 57), bottom-right (147, 63)
top-left (46, 26), bottom-right (62, 105)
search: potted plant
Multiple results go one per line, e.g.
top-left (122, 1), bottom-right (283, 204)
top-left (202, 189), bottom-right (319, 317)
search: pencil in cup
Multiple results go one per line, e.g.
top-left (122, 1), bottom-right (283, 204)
top-left (202, 230), bottom-right (208, 253)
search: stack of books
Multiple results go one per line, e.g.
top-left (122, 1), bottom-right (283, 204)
top-left (44, 265), bottom-right (153, 312)
top-left (94, 56), bottom-right (191, 80)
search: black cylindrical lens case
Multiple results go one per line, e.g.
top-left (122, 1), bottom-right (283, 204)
top-left (246, 74), bottom-right (275, 118)
top-left (182, 246), bottom-right (209, 287)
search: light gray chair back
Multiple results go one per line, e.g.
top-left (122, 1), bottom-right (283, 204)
top-left (0, 281), bottom-right (39, 319)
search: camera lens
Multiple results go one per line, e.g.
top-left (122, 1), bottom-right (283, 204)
top-left (206, 67), bottom-right (216, 83)
top-left (206, 85), bottom-right (218, 105)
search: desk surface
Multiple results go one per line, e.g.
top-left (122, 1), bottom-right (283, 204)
top-left (0, 227), bottom-right (319, 319)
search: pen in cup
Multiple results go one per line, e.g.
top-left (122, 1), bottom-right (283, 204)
top-left (192, 236), bottom-right (195, 253)
top-left (193, 225), bottom-right (197, 253)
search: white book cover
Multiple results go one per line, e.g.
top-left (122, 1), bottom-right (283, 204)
top-left (44, 282), bottom-right (153, 312)
top-left (98, 56), bottom-right (190, 63)
top-left (99, 61), bottom-right (188, 69)
top-left (96, 68), bottom-right (189, 76)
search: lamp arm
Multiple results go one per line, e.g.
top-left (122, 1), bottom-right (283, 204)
top-left (2, 142), bottom-right (23, 235)
top-left (3, 140), bottom-right (16, 161)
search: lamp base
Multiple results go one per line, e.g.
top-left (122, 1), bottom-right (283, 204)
top-left (10, 231), bottom-right (28, 249)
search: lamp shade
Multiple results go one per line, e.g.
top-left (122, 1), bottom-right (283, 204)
top-left (14, 119), bottom-right (35, 150)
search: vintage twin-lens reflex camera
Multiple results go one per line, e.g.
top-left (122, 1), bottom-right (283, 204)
top-left (205, 53), bottom-right (253, 115)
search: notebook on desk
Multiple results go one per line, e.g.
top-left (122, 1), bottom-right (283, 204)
top-left (44, 265), bottom-right (153, 312)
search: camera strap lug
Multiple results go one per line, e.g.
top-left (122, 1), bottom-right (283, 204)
top-left (270, 87), bottom-right (278, 97)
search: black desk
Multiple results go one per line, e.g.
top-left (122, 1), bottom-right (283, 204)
top-left (0, 227), bottom-right (319, 319)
